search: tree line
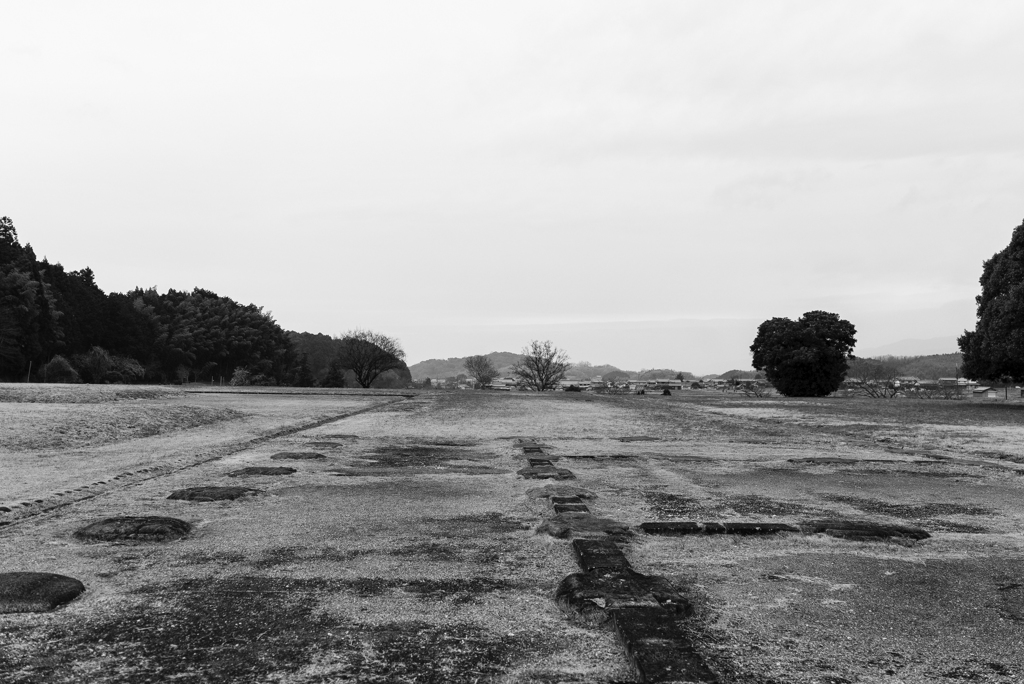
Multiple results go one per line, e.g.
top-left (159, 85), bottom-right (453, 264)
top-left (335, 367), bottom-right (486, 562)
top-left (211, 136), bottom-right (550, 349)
top-left (0, 217), bottom-right (407, 387)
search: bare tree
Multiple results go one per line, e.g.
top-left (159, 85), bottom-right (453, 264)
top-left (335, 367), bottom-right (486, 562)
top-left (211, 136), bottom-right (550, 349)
top-left (845, 357), bottom-right (901, 398)
top-left (464, 355), bottom-right (499, 388)
top-left (335, 329), bottom-right (406, 388)
top-left (511, 340), bottom-right (570, 391)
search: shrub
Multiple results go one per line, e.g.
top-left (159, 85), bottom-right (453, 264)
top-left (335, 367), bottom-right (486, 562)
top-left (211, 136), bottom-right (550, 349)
top-left (41, 355), bottom-right (80, 383)
top-left (73, 346), bottom-right (113, 384)
top-left (229, 368), bottom-right (252, 386)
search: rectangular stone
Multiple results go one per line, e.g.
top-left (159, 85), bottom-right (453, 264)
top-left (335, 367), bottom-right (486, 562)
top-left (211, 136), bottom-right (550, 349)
top-left (551, 496), bottom-right (585, 504)
top-left (528, 458), bottom-right (554, 467)
top-left (640, 522), bottom-right (702, 536)
top-left (553, 503), bottom-right (590, 513)
top-left (721, 522), bottom-right (798, 535)
top-left (522, 446), bottom-right (545, 454)
top-left (609, 606), bottom-right (719, 683)
top-left (571, 538), bottom-right (632, 572)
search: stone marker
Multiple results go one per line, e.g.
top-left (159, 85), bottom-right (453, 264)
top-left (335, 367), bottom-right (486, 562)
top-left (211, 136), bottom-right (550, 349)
top-left (517, 465), bottom-right (575, 480)
top-left (572, 538), bottom-right (632, 572)
top-left (270, 452), bottom-right (326, 460)
top-left (640, 521), bottom-right (798, 536)
top-left (0, 572), bottom-right (86, 613)
top-left (74, 516), bottom-right (191, 543)
top-left (537, 512), bottom-right (630, 539)
top-left (525, 484), bottom-right (596, 500)
top-left (800, 519), bottom-right (930, 540)
top-left (167, 487), bottom-right (261, 502)
top-left (228, 466), bottom-right (297, 477)
top-left (610, 606), bottom-right (719, 683)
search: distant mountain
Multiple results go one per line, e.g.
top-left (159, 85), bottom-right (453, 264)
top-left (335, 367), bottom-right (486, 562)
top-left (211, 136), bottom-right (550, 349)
top-left (856, 336), bottom-right (960, 358)
top-left (709, 369), bottom-right (763, 381)
top-left (408, 352), bottom-right (522, 380)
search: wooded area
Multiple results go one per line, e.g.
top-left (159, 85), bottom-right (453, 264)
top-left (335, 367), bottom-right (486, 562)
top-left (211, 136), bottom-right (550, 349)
top-left (0, 218), bottom-right (408, 387)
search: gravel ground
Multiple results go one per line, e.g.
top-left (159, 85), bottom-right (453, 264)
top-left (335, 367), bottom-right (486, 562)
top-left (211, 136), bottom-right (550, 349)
top-left (1, 388), bottom-right (1023, 682)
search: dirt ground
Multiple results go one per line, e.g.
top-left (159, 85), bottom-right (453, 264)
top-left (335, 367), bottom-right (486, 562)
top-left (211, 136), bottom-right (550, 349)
top-left (1, 386), bottom-right (1023, 683)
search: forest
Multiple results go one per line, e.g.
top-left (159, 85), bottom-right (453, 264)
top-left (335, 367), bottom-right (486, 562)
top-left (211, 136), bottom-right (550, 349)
top-left (0, 217), bottom-right (409, 387)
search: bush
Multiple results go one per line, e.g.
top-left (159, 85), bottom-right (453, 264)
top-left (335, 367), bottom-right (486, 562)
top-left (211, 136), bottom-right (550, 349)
top-left (73, 346), bottom-right (113, 384)
top-left (111, 355), bottom-right (146, 382)
top-left (565, 385), bottom-right (582, 392)
top-left (229, 368), bottom-right (252, 386)
top-left (41, 355), bottom-right (80, 383)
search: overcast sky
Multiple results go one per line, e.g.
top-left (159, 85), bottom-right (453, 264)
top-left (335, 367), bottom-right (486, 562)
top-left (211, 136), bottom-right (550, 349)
top-left (3, 1), bottom-right (1022, 373)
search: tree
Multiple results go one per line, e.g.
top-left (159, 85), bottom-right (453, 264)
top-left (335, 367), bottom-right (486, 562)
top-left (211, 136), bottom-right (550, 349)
top-left (750, 311), bottom-right (856, 397)
top-left (335, 329), bottom-right (406, 388)
top-left (464, 355), bottom-right (499, 388)
top-left (321, 358), bottom-right (347, 387)
top-left (511, 340), bottom-right (571, 391)
top-left (960, 219), bottom-right (1024, 381)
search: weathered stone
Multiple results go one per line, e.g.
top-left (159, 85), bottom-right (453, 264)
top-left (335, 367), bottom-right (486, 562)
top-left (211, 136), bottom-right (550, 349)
top-left (721, 522), bottom-right (798, 535)
top-left (555, 570), bottom-right (693, 626)
top-left (536, 512), bottom-right (630, 539)
top-left (572, 538), bottom-right (631, 572)
top-left (789, 457), bottom-right (860, 464)
top-left (800, 519), bottom-right (930, 541)
top-left (551, 496), bottom-right (585, 505)
top-left (617, 436), bottom-right (660, 442)
top-left (639, 522), bottom-right (703, 536)
top-left (228, 466), bottom-right (297, 477)
top-left (528, 458), bottom-right (554, 467)
top-left (553, 503), bottom-right (590, 513)
top-left (0, 572), bottom-right (86, 613)
top-left (167, 487), bottom-right (261, 502)
top-left (517, 466), bottom-right (575, 480)
top-left (270, 452), bottom-right (326, 460)
top-left (525, 485), bottom-right (596, 500)
top-left (74, 516), bottom-right (191, 543)
top-left (610, 606), bottom-right (719, 683)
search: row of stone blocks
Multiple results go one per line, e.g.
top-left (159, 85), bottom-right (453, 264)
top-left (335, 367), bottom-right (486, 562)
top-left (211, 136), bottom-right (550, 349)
top-left (519, 439), bottom-right (721, 684)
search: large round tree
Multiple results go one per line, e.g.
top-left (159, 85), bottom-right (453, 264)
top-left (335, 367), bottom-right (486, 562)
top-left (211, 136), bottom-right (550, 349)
top-left (959, 219), bottom-right (1024, 381)
top-left (750, 311), bottom-right (856, 397)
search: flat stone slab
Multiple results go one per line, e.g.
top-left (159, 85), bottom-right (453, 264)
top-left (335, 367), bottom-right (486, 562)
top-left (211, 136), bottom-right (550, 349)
top-left (270, 452), bottom-right (326, 460)
top-left (528, 458), bottom-right (555, 467)
top-left (537, 512), bottom-right (630, 539)
top-left (572, 538), bottom-right (632, 572)
top-left (800, 519), bottom-right (931, 541)
top-left (556, 570), bottom-right (692, 626)
top-left (525, 485), bottom-right (596, 500)
top-left (553, 503), bottom-right (590, 513)
top-left (789, 457), bottom-right (862, 464)
top-left (616, 436), bottom-right (660, 442)
top-left (228, 466), bottom-right (297, 477)
top-left (517, 466), bottom-right (575, 480)
top-left (610, 606), bottom-right (719, 683)
top-left (640, 521), bottom-right (798, 536)
top-left (0, 572), bottom-right (86, 613)
top-left (167, 487), bottom-right (261, 502)
top-left (74, 516), bottom-right (191, 543)
top-left (521, 446), bottom-right (545, 454)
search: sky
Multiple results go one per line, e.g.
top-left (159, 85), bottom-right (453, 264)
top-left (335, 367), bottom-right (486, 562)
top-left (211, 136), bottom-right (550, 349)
top-left (2, 1), bottom-right (1022, 373)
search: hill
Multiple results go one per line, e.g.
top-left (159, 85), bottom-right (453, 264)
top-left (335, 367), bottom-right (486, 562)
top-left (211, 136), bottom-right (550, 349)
top-left (408, 352), bottom-right (522, 381)
top-left (867, 352), bottom-right (962, 380)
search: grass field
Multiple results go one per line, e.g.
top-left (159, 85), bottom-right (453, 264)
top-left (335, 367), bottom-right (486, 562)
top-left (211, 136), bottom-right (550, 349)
top-left (1, 385), bottom-right (1023, 683)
